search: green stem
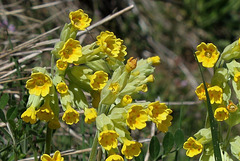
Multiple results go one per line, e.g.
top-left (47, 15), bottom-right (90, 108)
top-left (223, 126), bottom-right (231, 150)
top-left (44, 127), bottom-right (53, 154)
top-left (89, 131), bottom-right (99, 161)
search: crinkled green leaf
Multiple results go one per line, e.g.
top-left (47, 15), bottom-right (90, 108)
top-left (6, 106), bottom-right (18, 120)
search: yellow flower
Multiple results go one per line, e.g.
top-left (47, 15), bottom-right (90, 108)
top-left (207, 86), bottom-right (223, 104)
top-left (56, 82), bottom-right (68, 94)
top-left (121, 95), bottom-right (132, 106)
top-left (84, 108), bottom-right (97, 124)
top-left (21, 106), bottom-right (37, 124)
top-left (26, 72), bottom-right (52, 97)
top-left (121, 140), bottom-right (142, 159)
top-left (126, 105), bottom-right (148, 130)
top-left (106, 154), bottom-right (124, 161)
top-left (234, 72), bottom-right (240, 82)
top-left (146, 74), bottom-right (154, 82)
top-left (108, 82), bottom-right (120, 94)
top-left (195, 42), bottom-right (220, 68)
top-left (59, 38), bottom-right (82, 63)
top-left (155, 115), bottom-right (173, 132)
top-left (214, 106), bottom-right (229, 121)
top-left (195, 83), bottom-right (210, 101)
top-left (41, 150), bottom-right (64, 161)
top-left (62, 104), bottom-right (79, 125)
top-left (89, 71), bottom-right (108, 90)
top-left (48, 117), bottom-right (61, 129)
top-left (147, 56), bottom-right (160, 65)
top-left (125, 57), bottom-right (137, 72)
top-left (96, 31), bottom-right (127, 59)
top-left (69, 9), bottom-right (91, 30)
top-left (98, 130), bottom-right (119, 151)
top-left (36, 103), bottom-right (54, 122)
top-left (227, 100), bottom-right (238, 113)
top-left (183, 137), bottom-right (203, 157)
top-left (56, 59), bottom-right (68, 71)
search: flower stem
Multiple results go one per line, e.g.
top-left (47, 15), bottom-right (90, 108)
top-left (89, 131), bottom-right (98, 161)
top-left (44, 127), bottom-right (53, 154)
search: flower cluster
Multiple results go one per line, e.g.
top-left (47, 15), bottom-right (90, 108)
top-left (184, 40), bottom-right (240, 160)
top-left (22, 9), bottom-right (172, 160)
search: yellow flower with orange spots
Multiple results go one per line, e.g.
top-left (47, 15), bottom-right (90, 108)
top-left (56, 59), bottom-right (68, 71)
top-left (36, 102), bottom-right (54, 122)
top-left (106, 154), bottom-right (124, 161)
top-left (56, 82), bottom-right (68, 94)
top-left (183, 137), bottom-right (203, 157)
top-left (89, 71), bottom-right (108, 90)
top-left (26, 72), bottom-right (52, 97)
top-left (121, 95), bottom-right (132, 106)
top-left (21, 106), bottom-right (37, 124)
top-left (126, 105), bottom-right (148, 130)
top-left (69, 9), bottom-right (91, 30)
top-left (62, 104), bottom-right (79, 125)
top-left (195, 83), bottom-right (210, 101)
top-left (195, 42), bottom-right (220, 68)
top-left (121, 140), bottom-right (142, 159)
top-left (59, 38), bottom-right (82, 63)
top-left (207, 85), bottom-right (223, 104)
top-left (98, 130), bottom-right (119, 151)
top-left (214, 106), bottom-right (229, 121)
top-left (41, 150), bottom-right (64, 161)
top-left (84, 108), bottom-right (97, 124)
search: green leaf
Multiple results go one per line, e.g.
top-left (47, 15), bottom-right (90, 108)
top-left (6, 106), bottom-right (18, 120)
top-left (174, 129), bottom-right (184, 149)
top-left (0, 93), bottom-right (9, 109)
top-left (0, 109), bottom-right (6, 122)
top-left (163, 132), bottom-right (174, 154)
top-left (149, 136), bottom-right (161, 160)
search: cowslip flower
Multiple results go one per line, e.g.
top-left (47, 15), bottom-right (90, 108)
top-left (121, 95), bottom-right (132, 106)
top-left (106, 154), bottom-right (124, 161)
top-left (108, 82), bottom-right (120, 94)
top-left (146, 74), bottom-right (154, 83)
top-left (21, 106), bottom-right (37, 124)
top-left (155, 115), bottom-right (173, 133)
top-left (41, 150), bottom-right (64, 161)
top-left (56, 82), bottom-right (68, 94)
top-left (89, 71), bottom-right (108, 90)
top-left (98, 130), bottom-right (119, 151)
top-left (62, 104), bottom-right (79, 125)
top-left (59, 38), bottom-right (82, 63)
top-left (195, 83), bottom-right (210, 101)
top-left (126, 105), bottom-right (148, 130)
top-left (227, 100), bottom-right (238, 113)
top-left (56, 59), bottom-right (68, 71)
top-left (125, 57), bottom-right (137, 72)
top-left (48, 117), bottom-right (61, 129)
top-left (207, 86), bottom-right (223, 104)
top-left (36, 102), bottom-right (54, 122)
top-left (69, 9), bottom-right (91, 30)
top-left (121, 140), bottom-right (142, 159)
top-left (214, 106), bottom-right (229, 121)
top-left (84, 108), bottom-right (97, 124)
top-left (195, 42), bottom-right (220, 68)
top-left (26, 72), bottom-right (52, 97)
top-left (183, 137), bottom-right (203, 157)
top-left (234, 71), bottom-right (240, 83)
top-left (96, 31), bottom-right (126, 59)
top-left (147, 56), bottom-right (160, 65)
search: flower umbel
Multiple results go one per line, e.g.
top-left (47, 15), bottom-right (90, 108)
top-left (126, 105), bottom-right (148, 130)
top-left (62, 104), bottom-right (79, 125)
top-left (41, 150), bottom-right (64, 161)
top-left (26, 72), bottom-right (52, 97)
top-left (21, 106), bottom-right (37, 124)
top-left (183, 137), bottom-right (203, 157)
top-left (214, 106), bottom-right (229, 121)
top-left (59, 38), bottom-right (82, 63)
top-left (121, 140), bottom-right (142, 159)
top-left (69, 9), bottom-right (91, 30)
top-left (98, 130), bottom-right (119, 151)
top-left (195, 42), bottom-right (220, 68)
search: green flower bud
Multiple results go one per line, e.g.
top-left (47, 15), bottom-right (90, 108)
top-left (221, 38), bottom-right (240, 61)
